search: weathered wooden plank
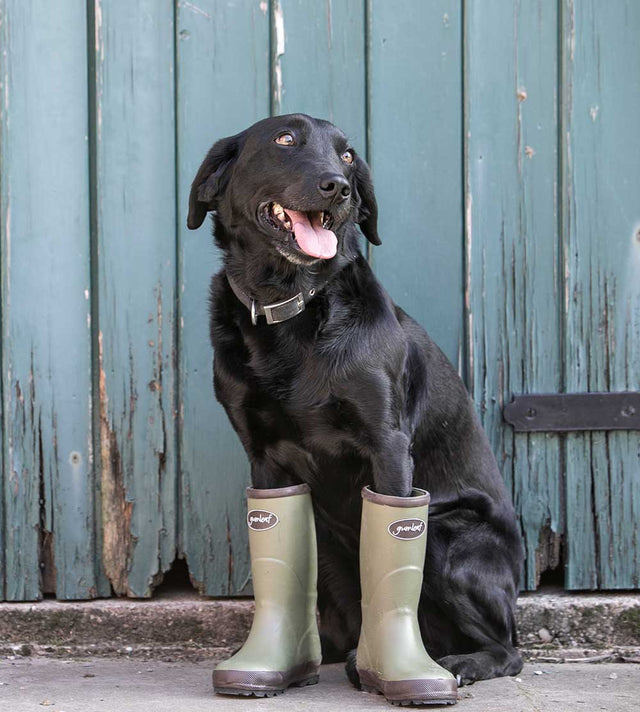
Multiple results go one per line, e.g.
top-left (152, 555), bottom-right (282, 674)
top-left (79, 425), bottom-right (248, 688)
top-left (176, 0), bottom-right (270, 595)
top-left (0, 162), bottom-right (3, 599)
top-left (0, 286), bottom-right (3, 600)
top-left (368, 0), bottom-right (463, 369)
top-left (274, 0), bottom-right (366, 149)
top-left (562, 0), bottom-right (640, 589)
top-left (94, 0), bottom-right (177, 597)
top-left (0, 1), bottom-right (96, 600)
top-left (466, 0), bottom-right (562, 589)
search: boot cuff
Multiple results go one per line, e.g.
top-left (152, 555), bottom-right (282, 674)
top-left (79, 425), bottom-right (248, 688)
top-left (362, 485), bottom-right (430, 507)
top-left (247, 483), bottom-right (311, 498)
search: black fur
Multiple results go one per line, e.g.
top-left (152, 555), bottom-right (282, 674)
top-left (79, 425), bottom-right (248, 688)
top-left (188, 114), bottom-right (523, 685)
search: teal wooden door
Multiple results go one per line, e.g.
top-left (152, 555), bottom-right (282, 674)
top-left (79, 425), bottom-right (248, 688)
top-left (1, 0), bottom-right (638, 600)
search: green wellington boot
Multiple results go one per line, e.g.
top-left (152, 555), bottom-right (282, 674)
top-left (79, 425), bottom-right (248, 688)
top-left (355, 486), bottom-right (458, 706)
top-left (213, 483), bottom-right (321, 697)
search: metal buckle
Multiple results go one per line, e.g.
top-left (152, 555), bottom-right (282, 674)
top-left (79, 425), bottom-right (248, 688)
top-left (263, 293), bottom-right (305, 324)
top-left (250, 299), bottom-right (258, 326)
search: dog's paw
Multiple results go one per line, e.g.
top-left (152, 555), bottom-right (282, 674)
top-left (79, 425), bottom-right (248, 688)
top-left (437, 654), bottom-right (481, 686)
top-left (345, 649), bottom-right (360, 689)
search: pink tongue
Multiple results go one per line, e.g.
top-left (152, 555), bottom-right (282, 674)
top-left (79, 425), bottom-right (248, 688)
top-left (286, 210), bottom-right (337, 259)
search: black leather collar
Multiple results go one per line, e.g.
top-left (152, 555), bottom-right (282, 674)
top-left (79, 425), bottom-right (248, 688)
top-left (226, 273), bottom-right (325, 325)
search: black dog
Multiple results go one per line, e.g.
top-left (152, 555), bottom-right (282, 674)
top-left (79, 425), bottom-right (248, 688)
top-left (188, 114), bottom-right (523, 685)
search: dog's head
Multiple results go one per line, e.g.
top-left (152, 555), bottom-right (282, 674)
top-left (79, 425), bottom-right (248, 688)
top-left (187, 114), bottom-right (380, 264)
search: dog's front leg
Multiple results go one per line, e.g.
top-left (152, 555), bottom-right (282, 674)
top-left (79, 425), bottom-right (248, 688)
top-left (350, 435), bottom-right (459, 705)
top-left (369, 429), bottom-right (414, 498)
top-left (248, 439), bottom-right (317, 490)
top-left (249, 459), bottom-right (299, 490)
top-left (335, 371), bottom-right (414, 498)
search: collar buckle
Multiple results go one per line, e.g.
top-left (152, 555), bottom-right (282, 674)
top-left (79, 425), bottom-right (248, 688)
top-left (263, 293), bottom-right (305, 324)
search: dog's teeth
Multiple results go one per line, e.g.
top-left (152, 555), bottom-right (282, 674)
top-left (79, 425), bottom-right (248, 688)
top-left (271, 202), bottom-right (290, 227)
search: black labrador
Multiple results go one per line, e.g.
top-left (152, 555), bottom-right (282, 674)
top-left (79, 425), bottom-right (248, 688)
top-left (188, 114), bottom-right (523, 685)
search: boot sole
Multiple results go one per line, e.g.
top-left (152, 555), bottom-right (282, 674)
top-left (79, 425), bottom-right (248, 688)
top-left (213, 661), bottom-right (320, 697)
top-left (358, 667), bottom-right (458, 706)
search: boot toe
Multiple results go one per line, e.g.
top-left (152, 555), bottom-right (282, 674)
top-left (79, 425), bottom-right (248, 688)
top-left (358, 668), bottom-right (459, 706)
top-left (213, 660), bottom-right (320, 697)
top-left (213, 667), bottom-right (286, 695)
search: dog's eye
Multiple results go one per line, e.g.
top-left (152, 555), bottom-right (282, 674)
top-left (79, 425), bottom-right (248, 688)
top-left (275, 132), bottom-right (295, 146)
top-left (341, 150), bottom-right (354, 165)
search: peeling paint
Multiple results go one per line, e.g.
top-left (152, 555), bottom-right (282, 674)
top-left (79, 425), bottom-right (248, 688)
top-left (561, 0), bottom-right (640, 589)
top-left (182, 1), bottom-right (211, 21)
top-left (98, 331), bottom-right (133, 596)
top-left (4, 197), bottom-right (10, 297)
top-left (567, 0), bottom-right (575, 62)
top-left (226, 512), bottom-right (233, 591)
top-left (95, 0), bottom-right (103, 135)
top-left (40, 530), bottom-right (56, 595)
top-left (535, 522), bottom-right (563, 586)
top-left (273, 0), bottom-right (285, 113)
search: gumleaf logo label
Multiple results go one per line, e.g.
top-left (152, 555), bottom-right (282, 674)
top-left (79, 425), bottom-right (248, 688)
top-left (388, 518), bottom-right (426, 540)
top-left (247, 509), bottom-right (279, 531)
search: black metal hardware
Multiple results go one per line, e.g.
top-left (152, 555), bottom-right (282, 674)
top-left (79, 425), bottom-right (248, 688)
top-left (503, 392), bottom-right (640, 432)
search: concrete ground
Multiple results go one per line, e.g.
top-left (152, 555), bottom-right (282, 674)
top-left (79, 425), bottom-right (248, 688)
top-left (0, 659), bottom-right (638, 712)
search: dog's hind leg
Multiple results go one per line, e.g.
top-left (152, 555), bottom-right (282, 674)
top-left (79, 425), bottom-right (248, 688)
top-left (432, 580), bottom-right (523, 684)
top-left (421, 526), bottom-right (523, 684)
top-left (438, 647), bottom-right (523, 687)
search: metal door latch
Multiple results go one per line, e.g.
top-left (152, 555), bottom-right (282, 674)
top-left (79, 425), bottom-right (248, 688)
top-left (503, 392), bottom-right (640, 432)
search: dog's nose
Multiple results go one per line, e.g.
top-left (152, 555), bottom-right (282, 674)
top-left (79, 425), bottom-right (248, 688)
top-left (318, 173), bottom-right (351, 202)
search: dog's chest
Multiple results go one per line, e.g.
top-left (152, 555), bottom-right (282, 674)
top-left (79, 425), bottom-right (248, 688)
top-left (240, 330), bottom-right (373, 447)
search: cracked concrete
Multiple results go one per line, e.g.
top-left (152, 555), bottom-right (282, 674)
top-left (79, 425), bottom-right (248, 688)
top-left (0, 659), bottom-right (638, 712)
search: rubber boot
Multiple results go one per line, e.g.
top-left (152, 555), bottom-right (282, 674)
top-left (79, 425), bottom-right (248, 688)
top-left (213, 483), bottom-right (321, 697)
top-left (355, 485), bottom-right (458, 706)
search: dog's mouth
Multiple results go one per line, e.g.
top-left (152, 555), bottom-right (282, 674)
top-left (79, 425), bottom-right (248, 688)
top-left (261, 201), bottom-right (338, 260)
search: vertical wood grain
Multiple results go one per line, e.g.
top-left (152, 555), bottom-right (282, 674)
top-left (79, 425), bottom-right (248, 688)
top-left (368, 0), bottom-right (463, 369)
top-left (274, 0), bottom-right (366, 149)
top-left (562, 0), bottom-right (640, 589)
top-left (176, 0), bottom-right (270, 595)
top-left (0, 289), bottom-right (3, 600)
top-left (465, 0), bottom-right (563, 589)
top-left (0, 121), bottom-right (3, 598)
top-left (0, 0), bottom-right (637, 600)
top-left (94, 0), bottom-right (177, 597)
top-left (0, 0), bottom-right (96, 600)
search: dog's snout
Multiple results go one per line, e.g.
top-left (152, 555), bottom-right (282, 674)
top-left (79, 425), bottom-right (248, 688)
top-left (318, 173), bottom-right (351, 202)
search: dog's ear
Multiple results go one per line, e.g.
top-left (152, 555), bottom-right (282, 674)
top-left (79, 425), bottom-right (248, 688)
top-left (352, 155), bottom-right (381, 246)
top-left (187, 131), bottom-right (245, 230)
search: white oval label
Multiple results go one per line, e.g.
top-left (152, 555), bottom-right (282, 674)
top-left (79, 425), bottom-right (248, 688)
top-left (388, 518), bottom-right (426, 540)
top-left (247, 509), bottom-right (279, 531)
